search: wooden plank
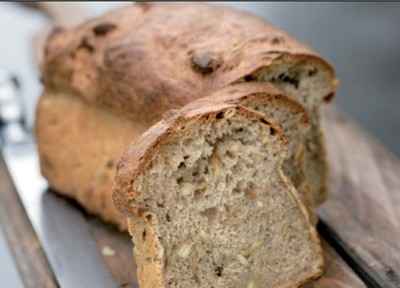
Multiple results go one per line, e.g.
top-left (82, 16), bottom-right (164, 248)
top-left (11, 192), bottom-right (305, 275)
top-left (305, 240), bottom-right (366, 288)
top-left (0, 157), bottom-right (57, 288)
top-left (1, 107), bottom-right (386, 287)
top-left (88, 218), bottom-right (138, 288)
top-left (0, 109), bottom-right (370, 287)
top-left (320, 108), bottom-right (400, 288)
top-left (87, 217), bottom-right (365, 288)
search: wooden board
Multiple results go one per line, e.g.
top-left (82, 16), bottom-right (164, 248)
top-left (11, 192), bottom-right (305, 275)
top-left (305, 241), bottom-right (366, 288)
top-left (0, 157), bottom-right (56, 288)
top-left (1, 182), bottom-right (363, 288)
top-left (319, 109), bottom-right (400, 288)
top-left (0, 109), bottom-right (379, 287)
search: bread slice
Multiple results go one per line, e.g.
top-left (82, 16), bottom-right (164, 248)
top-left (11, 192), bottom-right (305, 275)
top-left (244, 58), bottom-right (335, 206)
top-left (37, 3), bottom-right (337, 229)
top-left (113, 101), bottom-right (323, 288)
top-left (185, 83), bottom-right (316, 213)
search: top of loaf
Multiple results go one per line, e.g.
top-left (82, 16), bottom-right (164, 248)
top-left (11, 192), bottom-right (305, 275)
top-left (42, 3), bottom-right (335, 124)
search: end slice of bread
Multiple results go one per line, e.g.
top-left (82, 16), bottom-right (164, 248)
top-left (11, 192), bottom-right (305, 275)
top-left (252, 60), bottom-right (335, 206)
top-left (114, 102), bottom-right (323, 288)
top-left (188, 83), bottom-right (315, 216)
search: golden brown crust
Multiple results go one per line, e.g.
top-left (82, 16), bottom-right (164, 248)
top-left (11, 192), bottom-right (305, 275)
top-left (113, 101), bottom-right (286, 216)
top-left (42, 3), bottom-right (335, 125)
top-left (35, 92), bottom-right (147, 230)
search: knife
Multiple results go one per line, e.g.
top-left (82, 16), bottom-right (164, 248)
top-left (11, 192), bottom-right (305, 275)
top-left (0, 69), bottom-right (120, 287)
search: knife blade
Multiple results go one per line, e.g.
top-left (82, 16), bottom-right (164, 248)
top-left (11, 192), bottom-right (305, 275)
top-left (0, 71), bottom-right (120, 288)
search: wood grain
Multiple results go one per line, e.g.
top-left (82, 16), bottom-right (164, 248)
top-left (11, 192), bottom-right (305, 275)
top-left (0, 157), bottom-right (57, 288)
top-left (88, 218), bottom-right (138, 287)
top-left (320, 108), bottom-right (400, 288)
top-left (305, 240), bottom-right (366, 288)
top-left (3, 108), bottom-right (399, 287)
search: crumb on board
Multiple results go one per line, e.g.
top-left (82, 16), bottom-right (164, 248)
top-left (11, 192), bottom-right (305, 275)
top-left (102, 245), bottom-right (115, 256)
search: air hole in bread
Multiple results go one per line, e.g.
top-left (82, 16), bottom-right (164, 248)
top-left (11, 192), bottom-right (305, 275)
top-left (216, 112), bottom-right (224, 119)
top-left (177, 177), bottom-right (183, 185)
top-left (93, 22), bottom-right (117, 36)
top-left (308, 67), bottom-right (318, 77)
top-left (260, 118), bottom-right (270, 126)
top-left (214, 265), bottom-right (223, 277)
top-left (323, 92), bottom-right (335, 102)
top-left (200, 207), bottom-right (218, 223)
top-left (245, 183), bottom-right (257, 200)
top-left (194, 188), bottom-right (206, 199)
top-left (244, 74), bottom-right (256, 82)
top-left (225, 150), bottom-right (234, 159)
top-left (275, 73), bottom-right (300, 89)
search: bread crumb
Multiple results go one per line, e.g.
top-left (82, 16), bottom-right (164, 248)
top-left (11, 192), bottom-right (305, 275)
top-left (177, 243), bottom-right (192, 258)
top-left (237, 254), bottom-right (249, 266)
top-left (102, 245), bottom-right (115, 256)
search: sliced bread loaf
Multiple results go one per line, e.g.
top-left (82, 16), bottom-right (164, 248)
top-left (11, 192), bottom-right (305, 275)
top-left (113, 102), bottom-right (324, 288)
top-left (37, 3), bottom-right (336, 229)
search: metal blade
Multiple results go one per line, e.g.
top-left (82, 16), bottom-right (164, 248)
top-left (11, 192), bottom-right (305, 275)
top-left (0, 70), bottom-right (119, 288)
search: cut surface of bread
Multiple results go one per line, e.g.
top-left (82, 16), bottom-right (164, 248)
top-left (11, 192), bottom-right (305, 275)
top-left (253, 62), bottom-right (332, 205)
top-left (113, 103), bottom-right (324, 288)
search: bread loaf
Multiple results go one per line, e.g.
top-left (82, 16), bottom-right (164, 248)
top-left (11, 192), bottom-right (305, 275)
top-left (113, 100), bottom-right (324, 288)
top-left (36, 3), bottom-right (336, 229)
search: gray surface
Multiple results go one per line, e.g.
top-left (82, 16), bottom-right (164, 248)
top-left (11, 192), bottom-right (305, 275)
top-left (230, 2), bottom-right (400, 155)
top-left (0, 2), bottom-right (399, 287)
top-left (2, 139), bottom-right (119, 288)
top-left (0, 231), bottom-right (23, 288)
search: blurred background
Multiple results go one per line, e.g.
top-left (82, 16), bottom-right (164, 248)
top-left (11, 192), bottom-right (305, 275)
top-left (0, 2), bottom-right (399, 286)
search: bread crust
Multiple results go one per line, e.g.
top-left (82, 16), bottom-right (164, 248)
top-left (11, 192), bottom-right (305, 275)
top-left (35, 92), bottom-right (147, 230)
top-left (42, 3), bottom-right (336, 125)
top-left (184, 82), bottom-right (309, 126)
